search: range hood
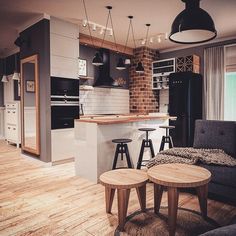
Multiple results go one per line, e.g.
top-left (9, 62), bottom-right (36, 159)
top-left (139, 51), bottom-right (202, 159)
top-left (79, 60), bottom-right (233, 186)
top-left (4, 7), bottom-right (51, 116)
top-left (93, 48), bottom-right (118, 88)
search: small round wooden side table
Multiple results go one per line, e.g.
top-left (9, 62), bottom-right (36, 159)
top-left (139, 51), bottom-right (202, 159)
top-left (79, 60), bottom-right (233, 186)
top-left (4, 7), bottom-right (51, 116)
top-left (147, 163), bottom-right (211, 236)
top-left (99, 169), bottom-right (148, 231)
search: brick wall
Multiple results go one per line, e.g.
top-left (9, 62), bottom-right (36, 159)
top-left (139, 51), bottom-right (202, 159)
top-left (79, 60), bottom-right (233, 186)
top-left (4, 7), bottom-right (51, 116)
top-left (129, 47), bottom-right (159, 113)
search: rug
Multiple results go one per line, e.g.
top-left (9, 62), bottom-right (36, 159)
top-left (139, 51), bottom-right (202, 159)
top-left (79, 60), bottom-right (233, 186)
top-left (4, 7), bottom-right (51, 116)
top-left (115, 207), bottom-right (219, 236)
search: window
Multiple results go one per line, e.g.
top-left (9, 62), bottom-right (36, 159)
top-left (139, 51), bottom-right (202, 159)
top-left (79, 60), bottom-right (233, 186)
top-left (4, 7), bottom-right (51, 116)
top-left (224, 45), bottom-right (236, 121)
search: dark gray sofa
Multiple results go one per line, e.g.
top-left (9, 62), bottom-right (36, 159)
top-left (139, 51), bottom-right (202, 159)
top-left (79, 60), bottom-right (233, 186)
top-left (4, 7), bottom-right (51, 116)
top-left (193, 120), bottom-right (236, 204)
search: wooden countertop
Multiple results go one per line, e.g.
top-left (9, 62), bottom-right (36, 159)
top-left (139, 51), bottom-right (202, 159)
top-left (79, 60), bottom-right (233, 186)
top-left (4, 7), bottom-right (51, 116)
top-left (76, 114), bottom-right (176, 125)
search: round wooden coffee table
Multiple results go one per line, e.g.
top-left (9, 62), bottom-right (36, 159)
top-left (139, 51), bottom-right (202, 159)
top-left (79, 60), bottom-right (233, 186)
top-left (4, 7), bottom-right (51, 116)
top-left (100, 169), bottom-right (148, 231)
top-left (147, 163), bottom-right (211, 236)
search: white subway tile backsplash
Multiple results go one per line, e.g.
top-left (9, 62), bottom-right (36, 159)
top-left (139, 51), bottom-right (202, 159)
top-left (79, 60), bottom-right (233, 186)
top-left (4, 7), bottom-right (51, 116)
top-left (80, 87), bottom-right (129, 115)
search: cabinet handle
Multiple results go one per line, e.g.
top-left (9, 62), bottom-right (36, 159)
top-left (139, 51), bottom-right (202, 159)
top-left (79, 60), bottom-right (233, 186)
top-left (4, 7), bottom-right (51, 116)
top-left (13, 112), bottom-right (16, 114)
top-left (8, 127), bottom-right (10, 129)
top-left (13, 128), bottom-right (16, 130)
top-left (7, 111), bottom-right (10, 113)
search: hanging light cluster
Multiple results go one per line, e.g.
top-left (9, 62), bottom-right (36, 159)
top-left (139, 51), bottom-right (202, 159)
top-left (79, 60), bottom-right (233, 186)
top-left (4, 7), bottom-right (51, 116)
top-left (82, 0), bottom-right (155, 74)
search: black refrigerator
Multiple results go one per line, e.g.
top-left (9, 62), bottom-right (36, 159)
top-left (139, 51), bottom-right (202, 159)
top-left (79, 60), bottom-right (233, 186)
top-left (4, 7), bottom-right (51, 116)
top-left (169, 72), bottom-right (202, 147)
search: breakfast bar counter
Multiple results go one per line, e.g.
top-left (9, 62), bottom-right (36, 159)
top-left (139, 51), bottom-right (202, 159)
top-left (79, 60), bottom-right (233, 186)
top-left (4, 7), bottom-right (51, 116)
top-left (77, 114), bottom-right (174, 125)
top-left (74, 114), bottom-right (175, 183)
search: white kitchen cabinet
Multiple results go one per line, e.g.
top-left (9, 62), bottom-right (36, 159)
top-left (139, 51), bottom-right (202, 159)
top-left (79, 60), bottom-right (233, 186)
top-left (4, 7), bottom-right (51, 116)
top-left (51, 128), bottom-right (76, 163)
top-left (50, 55), bottom-right (78, 79)
top-left (5, 102), bottom-right (21, 147)
top-left (50, 17), bottom-right (79, 79)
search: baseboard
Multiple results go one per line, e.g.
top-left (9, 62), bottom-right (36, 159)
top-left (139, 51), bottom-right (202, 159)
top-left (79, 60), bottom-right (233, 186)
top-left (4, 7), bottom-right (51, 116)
top-left (52, 157), bottom-right (75, 166)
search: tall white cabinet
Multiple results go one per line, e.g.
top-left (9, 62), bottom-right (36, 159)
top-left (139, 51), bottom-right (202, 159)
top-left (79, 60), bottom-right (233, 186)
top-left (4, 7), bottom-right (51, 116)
top-left (50, 17), bottom-right (79, 79)
top-left (50, 17), bottom-right (79, 163)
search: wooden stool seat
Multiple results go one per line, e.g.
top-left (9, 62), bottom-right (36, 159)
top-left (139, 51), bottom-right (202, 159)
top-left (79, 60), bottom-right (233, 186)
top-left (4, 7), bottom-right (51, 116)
top-left (112, 138), bottom-right (132, 144)
top-left (148, 164), bottom-right (211, 236)
top-left (100, 169), bottom-right (148, 231)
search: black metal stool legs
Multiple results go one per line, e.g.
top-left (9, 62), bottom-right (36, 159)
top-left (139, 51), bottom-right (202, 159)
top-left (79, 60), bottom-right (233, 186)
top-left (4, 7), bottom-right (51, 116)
top-left (159, 136), bottom-right (174, 152)
top-left (137, 140), bottom-right (145, 169)
top-left (112, 144), bottom-right (120, 170)
top-left (149, 139), bottom-right (155, 158)
top-left (137, 134), bottom-right (155, 169)
top-left (112, 143), bottom-right (133, 170)
top-left (124, 144), bottom-right (133, 168)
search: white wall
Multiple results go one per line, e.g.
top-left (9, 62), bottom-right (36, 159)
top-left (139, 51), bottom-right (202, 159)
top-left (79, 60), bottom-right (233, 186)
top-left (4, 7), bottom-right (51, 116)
top-left (159, 89), bottom-right (169, 113)
top-left (80, 87), bottom-right (129, 115)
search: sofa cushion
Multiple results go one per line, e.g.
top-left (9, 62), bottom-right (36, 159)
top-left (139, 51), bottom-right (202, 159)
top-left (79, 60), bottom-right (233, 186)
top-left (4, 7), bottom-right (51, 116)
top-left (199, 224), bottom-right (236, 236)
top-left (199, 163), bottom-right (236, 188)
top-left (193, 120), bottom-right (236, 158)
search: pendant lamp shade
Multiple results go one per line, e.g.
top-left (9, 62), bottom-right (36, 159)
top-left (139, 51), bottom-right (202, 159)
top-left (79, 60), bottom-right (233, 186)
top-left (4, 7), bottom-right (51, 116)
top-left (1, 58), bottom-right (8, 83)
top-left (92, 52), bottom-right (103, 66)
top-left (136, 61), bottom-right (144, 73)
top-left (169, 0), bottom-right (217, 44)
top-left (116, 57), bottom-right (126, 70)
top-left (12, 72), bottom-right (20, 80)
top-left (1, 75), bottom-right (8, 83)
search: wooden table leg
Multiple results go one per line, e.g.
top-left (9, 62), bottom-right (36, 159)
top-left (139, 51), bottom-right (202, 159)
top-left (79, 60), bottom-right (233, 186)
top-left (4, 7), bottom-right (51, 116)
top-left (196, 184), bottom-right (208, 219)
top-left (117, 188), bottom-right (130, 231)
top-left (154, 184), bottom-right (163, 214)
top-left (105, 187), bottom-right (115, 213)
top-left (168, 187), bottom-right (179, 236)
top-left (136, 184), bottom-right (146, 212)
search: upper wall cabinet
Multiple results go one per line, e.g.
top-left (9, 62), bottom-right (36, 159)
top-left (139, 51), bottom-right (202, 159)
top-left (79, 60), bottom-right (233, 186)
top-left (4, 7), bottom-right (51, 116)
top-left (50, 17), bottom-right (79, 79)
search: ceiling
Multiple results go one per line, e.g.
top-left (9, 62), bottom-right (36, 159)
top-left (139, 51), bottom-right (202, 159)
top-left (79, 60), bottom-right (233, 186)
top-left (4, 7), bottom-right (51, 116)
top-left (0, 0), bottom-right (236, 57)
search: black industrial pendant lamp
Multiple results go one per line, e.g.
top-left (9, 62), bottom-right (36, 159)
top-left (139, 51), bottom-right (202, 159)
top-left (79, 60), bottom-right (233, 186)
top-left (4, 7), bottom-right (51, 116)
top-left (116, 16), bottom-right (133, 70)
top-left (136, 23), bottom-right (150, 73)
top-left (116, 57), bottom-right (125, 70)
top-left (92, 52), bottom-right (103, 66)
top-left (169, 0), bottom-right (217, 44)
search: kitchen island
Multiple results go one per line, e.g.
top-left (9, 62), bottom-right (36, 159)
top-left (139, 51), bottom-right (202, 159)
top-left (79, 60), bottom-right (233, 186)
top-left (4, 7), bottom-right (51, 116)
top-left (74, 113), bottom-right (175, 183)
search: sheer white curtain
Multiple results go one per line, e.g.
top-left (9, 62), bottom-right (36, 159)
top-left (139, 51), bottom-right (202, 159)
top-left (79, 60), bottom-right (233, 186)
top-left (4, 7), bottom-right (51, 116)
top-left (204, 46), bottom-right (225, 120)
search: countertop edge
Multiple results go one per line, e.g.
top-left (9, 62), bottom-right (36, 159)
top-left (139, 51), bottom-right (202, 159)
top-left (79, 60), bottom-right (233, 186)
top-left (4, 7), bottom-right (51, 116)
top-left (75, 115), bottom-right (176, 125)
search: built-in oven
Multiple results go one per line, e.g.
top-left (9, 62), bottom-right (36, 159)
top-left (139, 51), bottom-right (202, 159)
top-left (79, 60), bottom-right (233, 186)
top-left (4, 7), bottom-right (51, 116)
top-left (51, 77), bottom-right (80, 129)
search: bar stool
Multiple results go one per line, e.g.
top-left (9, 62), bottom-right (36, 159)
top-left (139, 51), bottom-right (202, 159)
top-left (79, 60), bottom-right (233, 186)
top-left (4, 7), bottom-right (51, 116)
top-left (112, 139), bottom-right (133, 169)
top-left (159, 125), bottom-right (175, 152)
top-left (137, 128), bottom-right (156, 169)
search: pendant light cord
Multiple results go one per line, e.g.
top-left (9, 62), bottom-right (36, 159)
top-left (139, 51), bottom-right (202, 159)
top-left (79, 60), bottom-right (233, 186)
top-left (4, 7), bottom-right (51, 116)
top-left (143, 24), bottom-right (150, 57)
top-left (130, 20), bottom-right (137, 49)
top-left (82, 0), bottom-right (95, 48)
top-left (101, 8), bottom-right (110, 48)
top-left (108, 9), bottom-right (118, 52)
top-left (123, 18), bottom-right (131, 54)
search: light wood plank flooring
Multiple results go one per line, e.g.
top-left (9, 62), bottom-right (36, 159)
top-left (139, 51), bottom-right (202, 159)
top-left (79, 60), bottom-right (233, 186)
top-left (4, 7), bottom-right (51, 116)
top-left (0, 140), bottom-right (236, 236)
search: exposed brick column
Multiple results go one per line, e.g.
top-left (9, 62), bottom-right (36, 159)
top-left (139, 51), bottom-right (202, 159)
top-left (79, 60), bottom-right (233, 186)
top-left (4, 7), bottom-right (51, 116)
top-left (129, 47), bottom-right (159, 113)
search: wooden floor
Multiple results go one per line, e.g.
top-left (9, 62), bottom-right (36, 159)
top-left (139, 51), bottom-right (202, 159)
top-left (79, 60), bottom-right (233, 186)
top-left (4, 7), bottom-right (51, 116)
top-left (0, 140), bottom-right (236, 236)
